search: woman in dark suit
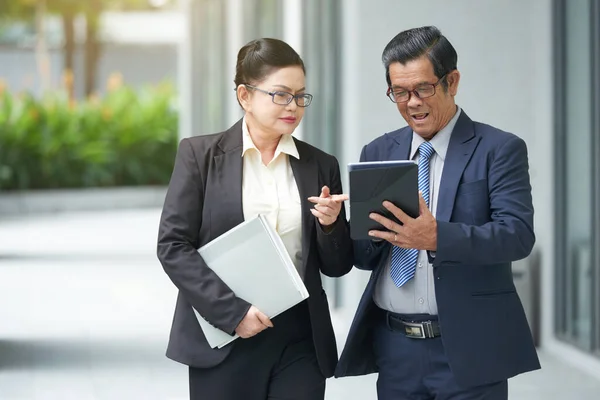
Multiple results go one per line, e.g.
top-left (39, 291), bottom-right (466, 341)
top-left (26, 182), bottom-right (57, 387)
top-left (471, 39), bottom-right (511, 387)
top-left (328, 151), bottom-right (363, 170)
top-left (157, 38), bottom-right (353, 400)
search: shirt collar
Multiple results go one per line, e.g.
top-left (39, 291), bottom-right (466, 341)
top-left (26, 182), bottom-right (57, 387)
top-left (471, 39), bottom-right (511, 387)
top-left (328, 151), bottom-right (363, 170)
top-left (241, 116), bottom-right (300, 160)
top-left (409, 106), bottom-right (462, 161)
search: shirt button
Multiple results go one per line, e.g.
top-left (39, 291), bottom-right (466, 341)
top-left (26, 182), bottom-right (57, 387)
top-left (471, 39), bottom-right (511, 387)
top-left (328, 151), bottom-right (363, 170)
top-left (418, 263), bottom-right (423, 268)
top-left (419, 298), bottom-right (424, 304)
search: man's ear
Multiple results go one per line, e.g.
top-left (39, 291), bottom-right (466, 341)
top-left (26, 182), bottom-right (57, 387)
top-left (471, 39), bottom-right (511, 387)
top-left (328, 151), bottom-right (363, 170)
top-left (446, 70), bottom-right (460, 97)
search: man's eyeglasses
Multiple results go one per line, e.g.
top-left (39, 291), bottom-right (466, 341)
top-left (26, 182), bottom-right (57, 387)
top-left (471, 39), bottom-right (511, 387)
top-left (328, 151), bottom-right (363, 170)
top-left (242, 84), bottom-right (313, 107)
top-left (386, 75), bottom-right (447, 103)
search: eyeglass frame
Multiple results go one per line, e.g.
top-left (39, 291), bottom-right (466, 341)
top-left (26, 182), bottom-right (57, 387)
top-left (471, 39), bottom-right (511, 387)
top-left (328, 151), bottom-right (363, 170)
top-left (239, 84), bottom-right (313, 107)
top-left (386, 74), bottom-right (447, 103)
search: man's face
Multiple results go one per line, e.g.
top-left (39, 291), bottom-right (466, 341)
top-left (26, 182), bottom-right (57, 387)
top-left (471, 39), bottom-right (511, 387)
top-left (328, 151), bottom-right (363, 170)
top-left (388, 56), bottom-right (460, 140)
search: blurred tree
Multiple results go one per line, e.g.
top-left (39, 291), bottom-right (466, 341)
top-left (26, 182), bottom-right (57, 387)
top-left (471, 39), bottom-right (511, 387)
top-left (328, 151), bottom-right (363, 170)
top-left (0, 0), bottom-right (162, 97)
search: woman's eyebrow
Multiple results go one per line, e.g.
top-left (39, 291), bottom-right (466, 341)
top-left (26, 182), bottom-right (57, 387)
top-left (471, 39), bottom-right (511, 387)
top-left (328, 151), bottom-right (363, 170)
top-left (272, 85), bottom-right (306, 92)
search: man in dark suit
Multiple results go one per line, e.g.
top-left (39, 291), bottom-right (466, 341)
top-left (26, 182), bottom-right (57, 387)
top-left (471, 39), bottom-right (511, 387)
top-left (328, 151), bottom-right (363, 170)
top-left (335, 26), bottom-right (540, 399)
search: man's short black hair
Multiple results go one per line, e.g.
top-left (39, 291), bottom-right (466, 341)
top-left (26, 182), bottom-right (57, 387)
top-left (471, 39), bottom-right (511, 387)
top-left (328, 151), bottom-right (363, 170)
top-left (382, 26), bottom-right (458, 88)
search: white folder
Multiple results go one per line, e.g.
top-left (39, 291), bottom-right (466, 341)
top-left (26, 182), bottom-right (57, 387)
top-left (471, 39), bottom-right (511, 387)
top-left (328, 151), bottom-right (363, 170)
top-left (194, 214), bottom-right (309, 349)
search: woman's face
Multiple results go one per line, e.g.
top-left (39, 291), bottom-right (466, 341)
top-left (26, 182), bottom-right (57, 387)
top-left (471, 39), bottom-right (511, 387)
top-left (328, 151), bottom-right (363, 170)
top-left (238, 66), bottom-right (307, 137)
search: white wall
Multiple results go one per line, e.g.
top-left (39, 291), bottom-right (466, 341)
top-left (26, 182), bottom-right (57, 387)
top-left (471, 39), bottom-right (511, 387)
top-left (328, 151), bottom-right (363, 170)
top-left (340, 0), bottom-right (551, 163)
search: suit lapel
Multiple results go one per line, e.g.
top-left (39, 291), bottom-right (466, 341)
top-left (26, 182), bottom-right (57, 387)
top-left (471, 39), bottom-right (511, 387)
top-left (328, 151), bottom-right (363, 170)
top-left (388, 129), bottom-right (412, 161)
top-left (436, 111), bottom-right (480, 222)
top-left (290, 140), bottom-right (319, 275)
top-left (212, 120), bottom-right (244, 233)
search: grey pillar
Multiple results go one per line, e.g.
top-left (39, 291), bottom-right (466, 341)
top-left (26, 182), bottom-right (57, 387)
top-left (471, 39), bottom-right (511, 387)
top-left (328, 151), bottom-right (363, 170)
top-left (178, 0), bottom-right (227, 139)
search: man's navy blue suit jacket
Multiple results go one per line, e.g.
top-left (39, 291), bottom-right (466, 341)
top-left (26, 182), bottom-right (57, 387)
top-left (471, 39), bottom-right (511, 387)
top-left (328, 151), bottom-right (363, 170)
top-left (335, 110), bottom-right (541, 388)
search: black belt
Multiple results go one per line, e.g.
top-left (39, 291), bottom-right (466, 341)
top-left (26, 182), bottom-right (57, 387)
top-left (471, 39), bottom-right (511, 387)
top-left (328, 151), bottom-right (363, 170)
top-left (386, 312), bottom-right (441, 339)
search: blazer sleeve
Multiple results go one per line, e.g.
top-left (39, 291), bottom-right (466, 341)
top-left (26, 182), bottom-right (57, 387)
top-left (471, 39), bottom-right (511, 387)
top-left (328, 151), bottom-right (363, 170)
top-left (157, 138), bottom-right (251, 335)
top-left (314, 156), bottom-right (354, 277)
top-left (352, 144), bottom-right (391, 271)
top-left (435, 136), bottom-right (536, 266)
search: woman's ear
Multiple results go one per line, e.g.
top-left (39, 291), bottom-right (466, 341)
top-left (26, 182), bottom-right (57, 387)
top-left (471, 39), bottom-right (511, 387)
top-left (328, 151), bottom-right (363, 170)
top-left (237, 84), bottom-right (251, 111)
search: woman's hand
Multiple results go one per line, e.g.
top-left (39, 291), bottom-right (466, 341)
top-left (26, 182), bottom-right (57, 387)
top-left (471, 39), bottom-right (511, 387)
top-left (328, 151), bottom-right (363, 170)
top-left (235, 305), bottom-right (273, 338)
top-left (308, 186), bottom-right (349, 228)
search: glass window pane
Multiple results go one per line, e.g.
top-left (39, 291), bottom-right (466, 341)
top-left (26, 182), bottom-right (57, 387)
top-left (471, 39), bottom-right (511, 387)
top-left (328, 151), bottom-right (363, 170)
top-left (564, 0), bottom-right (594, 350)
top-left (302, 0), bottom-right (342, 307)
top-left (188, 0), bottom-right (227, 134)
top-left (302, 0), bottom-right (340, 155)
top-left (592, 0), bottom-right (600, 354)
top-left (243, 0), bottom-right (283, 41)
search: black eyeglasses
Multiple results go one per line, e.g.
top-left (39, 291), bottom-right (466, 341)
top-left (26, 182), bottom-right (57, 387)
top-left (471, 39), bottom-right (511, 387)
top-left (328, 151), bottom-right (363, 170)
top-left (242, 84), bottom-right (313, 107)
top-left (386, 75), bottom-right (447, 103)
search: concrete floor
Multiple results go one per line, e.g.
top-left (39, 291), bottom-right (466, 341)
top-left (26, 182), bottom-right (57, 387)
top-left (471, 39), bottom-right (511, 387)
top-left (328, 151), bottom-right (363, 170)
top-left (1, 209), bottom-right (599, 399)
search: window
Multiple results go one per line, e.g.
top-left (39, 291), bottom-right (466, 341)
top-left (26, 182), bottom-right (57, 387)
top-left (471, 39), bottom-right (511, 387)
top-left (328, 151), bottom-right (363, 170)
top-left (184, 0), bottom-right (228, 135)
top-left (192, 0), bottom-right (230, 134)
top-left (242, 0), bottom-right (283, 41)
top-left (554, 0), bottom-right (600, 355)
top-left (301, 0), bottom-right (341, 156)
top-left (302, 0), bottom-right (343, 307)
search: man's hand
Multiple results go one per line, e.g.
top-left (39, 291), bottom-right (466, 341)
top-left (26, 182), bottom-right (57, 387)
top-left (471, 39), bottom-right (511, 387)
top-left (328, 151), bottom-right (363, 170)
top-left (308, 186), bottom-right (349, 228)
top-left (368, 192), bottom-right (437, 251)
top-left (235, 305), bottom-right (273, 338)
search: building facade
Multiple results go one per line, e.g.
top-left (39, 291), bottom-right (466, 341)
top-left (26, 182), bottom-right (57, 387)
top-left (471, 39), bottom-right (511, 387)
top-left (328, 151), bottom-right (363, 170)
top-left (179, 0), bottom-right (600, 380)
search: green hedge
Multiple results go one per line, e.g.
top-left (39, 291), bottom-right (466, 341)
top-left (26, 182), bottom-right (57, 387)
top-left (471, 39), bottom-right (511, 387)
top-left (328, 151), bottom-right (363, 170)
top-left (0, 82), bottom-right (178, 191)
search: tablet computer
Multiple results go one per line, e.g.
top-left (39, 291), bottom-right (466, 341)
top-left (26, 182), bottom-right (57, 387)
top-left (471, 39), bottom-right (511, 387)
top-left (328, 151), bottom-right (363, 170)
top-left (348, 160), bottom-right (419, 240)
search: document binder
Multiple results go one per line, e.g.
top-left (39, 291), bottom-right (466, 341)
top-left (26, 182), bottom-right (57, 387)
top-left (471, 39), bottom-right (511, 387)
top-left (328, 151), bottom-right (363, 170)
top-left (194, 214), bottom-right (309, 348)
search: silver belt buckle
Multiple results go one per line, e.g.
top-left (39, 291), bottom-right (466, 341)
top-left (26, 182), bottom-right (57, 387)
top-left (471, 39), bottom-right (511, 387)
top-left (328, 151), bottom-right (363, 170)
top-left (403, 321), bottom-right (426, 339)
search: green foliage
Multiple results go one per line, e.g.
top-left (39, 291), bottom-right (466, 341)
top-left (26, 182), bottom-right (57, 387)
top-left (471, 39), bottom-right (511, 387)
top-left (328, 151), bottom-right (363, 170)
top-left (0, 82), bottom-right (179, 190)
top-left (0, 0), bottom-right (163, 19)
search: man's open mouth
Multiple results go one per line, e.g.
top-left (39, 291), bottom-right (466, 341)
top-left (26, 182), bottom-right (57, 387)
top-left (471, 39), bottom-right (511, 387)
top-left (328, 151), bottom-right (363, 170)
top-left (411, 113), bottom-right (429, 121)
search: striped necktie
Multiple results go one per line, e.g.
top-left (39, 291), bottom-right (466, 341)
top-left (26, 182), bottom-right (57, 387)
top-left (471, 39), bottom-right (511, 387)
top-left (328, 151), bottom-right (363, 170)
top-left (389, 141), bottom-right (435, 287)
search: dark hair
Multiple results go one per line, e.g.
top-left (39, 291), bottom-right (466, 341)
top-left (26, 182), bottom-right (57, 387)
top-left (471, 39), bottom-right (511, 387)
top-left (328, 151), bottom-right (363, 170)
top-left (234, 38), bottom-right (305, 88)
top-left (382, 26), bottom-right (457, 89)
